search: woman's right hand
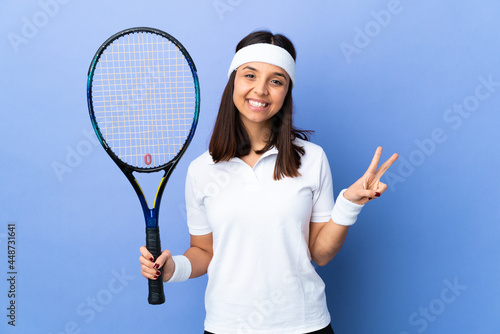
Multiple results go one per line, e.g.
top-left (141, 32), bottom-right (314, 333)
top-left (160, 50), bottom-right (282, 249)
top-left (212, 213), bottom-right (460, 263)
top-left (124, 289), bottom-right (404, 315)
top-left (139, 246), bottom-right (175, 282)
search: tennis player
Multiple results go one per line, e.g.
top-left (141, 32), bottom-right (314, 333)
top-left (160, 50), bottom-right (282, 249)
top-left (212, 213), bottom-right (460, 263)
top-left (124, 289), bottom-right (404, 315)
top-left (139, 30), bottom-right (398, 334)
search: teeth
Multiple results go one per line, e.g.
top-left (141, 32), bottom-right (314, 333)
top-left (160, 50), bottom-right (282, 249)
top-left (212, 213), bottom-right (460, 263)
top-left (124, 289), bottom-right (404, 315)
top-left (248, 100), bottom-right (268, 108)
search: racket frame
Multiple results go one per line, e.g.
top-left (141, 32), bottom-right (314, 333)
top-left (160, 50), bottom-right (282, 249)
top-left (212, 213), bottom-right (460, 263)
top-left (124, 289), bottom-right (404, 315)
top-left (86, 27), bottom-right (200, 304)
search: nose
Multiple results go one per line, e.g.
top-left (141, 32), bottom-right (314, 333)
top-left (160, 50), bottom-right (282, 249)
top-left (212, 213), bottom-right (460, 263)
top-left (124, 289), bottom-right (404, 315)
top-left (253, 78), bottom-right (269, 96)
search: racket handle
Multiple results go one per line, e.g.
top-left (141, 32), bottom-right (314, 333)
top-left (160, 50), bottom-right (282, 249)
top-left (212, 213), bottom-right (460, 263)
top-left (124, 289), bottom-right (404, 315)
top-left (146, 227), bottom-right (165, 305)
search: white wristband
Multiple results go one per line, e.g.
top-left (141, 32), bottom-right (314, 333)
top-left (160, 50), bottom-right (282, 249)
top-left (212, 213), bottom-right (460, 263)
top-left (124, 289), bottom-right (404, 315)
top-left (166, 255), bottom-right (192, 283)
top-left (331, 189), bottom-right (365, 226)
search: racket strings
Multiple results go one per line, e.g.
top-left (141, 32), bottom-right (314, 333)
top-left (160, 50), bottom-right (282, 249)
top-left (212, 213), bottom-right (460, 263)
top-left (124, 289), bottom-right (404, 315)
top-left (91, 31), bottom-right (197, 169)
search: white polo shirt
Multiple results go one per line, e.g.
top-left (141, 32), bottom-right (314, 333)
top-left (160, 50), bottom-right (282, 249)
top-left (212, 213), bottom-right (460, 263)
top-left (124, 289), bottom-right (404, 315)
top-left (186, 139), bottom-right (335, 334)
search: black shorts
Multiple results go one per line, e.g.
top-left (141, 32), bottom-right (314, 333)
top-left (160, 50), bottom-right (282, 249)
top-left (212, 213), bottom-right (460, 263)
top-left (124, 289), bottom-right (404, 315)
top-left (204, 323), bottom-right (335, 334)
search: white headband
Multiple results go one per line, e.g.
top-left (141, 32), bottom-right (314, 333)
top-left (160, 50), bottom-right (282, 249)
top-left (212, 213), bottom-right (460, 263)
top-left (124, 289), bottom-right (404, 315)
top-left (227, 43), bottom-right (296, 85)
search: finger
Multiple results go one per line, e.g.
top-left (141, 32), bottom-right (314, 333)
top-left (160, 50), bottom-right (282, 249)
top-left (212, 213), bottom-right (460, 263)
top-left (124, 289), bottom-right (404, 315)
top-left (153, 249), bottom-right (172, 270)
top-left (140, 263), bottom-right (161, 280)
top-left (139, 245), bottom-right (154, 262)
top-left (375, 153), bottom-right (399, 178)
top-left (377, 182), bottom-right (388, 194)
top-left (368, 182), bottom-right (388, 198)
top-left (139, 254), bottom-right (154, 268)
top-left (365, 147), bottom-right (383, 174)
top-left (361, 177), bottom-right (379, 191)
top-left (356, 188), bottom-right (380, 200)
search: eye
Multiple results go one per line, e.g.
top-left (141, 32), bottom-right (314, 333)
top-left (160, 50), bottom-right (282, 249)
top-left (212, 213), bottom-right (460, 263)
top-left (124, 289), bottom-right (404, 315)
top-left (271, 79), bottom-right (283, 86)
top-left (244, 73), bottom-right (255, 79)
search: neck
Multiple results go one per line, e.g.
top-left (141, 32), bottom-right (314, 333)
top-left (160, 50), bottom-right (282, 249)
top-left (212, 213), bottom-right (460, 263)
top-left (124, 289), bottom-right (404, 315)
top-left (242, 120), bottom-right (272, 152)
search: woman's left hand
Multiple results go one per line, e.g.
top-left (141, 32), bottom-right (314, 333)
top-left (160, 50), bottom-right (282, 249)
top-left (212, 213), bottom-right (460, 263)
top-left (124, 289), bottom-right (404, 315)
top-left (343, 147), bottom-right (399, 205)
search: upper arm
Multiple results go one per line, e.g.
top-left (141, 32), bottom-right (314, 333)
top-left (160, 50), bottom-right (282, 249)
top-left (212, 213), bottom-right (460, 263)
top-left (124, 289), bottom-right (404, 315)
top-left (308, 218), bottom-right (350, 266)
top-left (185, 233), bottom-right (213, 278)
top-left (190, 233), bottom-right (213, 255)
top-left (308, 221), bottom-right (328, 255)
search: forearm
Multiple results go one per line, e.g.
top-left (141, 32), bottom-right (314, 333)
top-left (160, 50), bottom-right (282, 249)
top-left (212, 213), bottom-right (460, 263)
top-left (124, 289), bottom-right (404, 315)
top-left (310, 219), bottom-right (349, 266)
top-left (310, 189), bottom-right (365, 266)
top-left (160, 233), bottom-right (213, 282)
top-left (184, 246), bottom-right (212, 278)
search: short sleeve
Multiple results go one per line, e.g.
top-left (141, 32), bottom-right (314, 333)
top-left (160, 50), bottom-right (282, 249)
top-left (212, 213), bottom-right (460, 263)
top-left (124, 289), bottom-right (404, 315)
top-left (310, 150), bottom-right (335, 223)
top-left (185, 164), bottom-right (212, 235)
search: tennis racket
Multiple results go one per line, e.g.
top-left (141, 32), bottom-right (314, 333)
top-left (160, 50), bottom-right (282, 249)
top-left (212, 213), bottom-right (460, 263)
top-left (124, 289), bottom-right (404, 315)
top-left (86, 27), bottom-right (200, 305)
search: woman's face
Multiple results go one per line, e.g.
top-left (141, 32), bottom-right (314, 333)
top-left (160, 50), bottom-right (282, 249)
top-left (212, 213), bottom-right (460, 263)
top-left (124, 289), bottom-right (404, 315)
top-left (233, 61), bottom-right (290, 130)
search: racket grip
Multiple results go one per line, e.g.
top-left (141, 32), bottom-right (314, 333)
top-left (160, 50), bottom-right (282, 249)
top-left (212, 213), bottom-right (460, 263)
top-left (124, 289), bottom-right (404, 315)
top-left (146, 227), bottom-right (165, 305)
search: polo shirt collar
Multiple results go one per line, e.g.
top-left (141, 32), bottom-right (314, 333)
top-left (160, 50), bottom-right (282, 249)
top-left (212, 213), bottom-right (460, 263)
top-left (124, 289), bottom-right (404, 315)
top-left (209, 146), bottom-right (279, 164)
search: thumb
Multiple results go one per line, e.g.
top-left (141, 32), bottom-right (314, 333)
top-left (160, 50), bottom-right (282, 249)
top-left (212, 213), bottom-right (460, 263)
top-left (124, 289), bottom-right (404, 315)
top-left (153, 249), bottom-right (172, 270)
top-left (156, 250), bottom-right (177, 282)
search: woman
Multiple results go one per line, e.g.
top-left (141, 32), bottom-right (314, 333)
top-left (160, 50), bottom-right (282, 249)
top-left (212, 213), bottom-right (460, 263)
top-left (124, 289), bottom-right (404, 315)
top-left (139, 30), bottom-right (398, 334)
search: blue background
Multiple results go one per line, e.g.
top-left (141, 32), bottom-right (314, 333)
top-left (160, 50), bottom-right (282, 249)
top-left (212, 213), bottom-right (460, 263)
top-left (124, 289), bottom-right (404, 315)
top-left (1, 0), bottom-right (499, 333)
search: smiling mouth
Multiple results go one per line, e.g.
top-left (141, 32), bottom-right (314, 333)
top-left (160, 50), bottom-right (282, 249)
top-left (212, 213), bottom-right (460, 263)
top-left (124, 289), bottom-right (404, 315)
top-left (248, 99), bottom-right (269, 108)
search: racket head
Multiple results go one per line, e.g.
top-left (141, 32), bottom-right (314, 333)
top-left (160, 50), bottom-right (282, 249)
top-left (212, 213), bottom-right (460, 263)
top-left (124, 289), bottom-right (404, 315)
top-left (87, 27), bottom-right (200, 173)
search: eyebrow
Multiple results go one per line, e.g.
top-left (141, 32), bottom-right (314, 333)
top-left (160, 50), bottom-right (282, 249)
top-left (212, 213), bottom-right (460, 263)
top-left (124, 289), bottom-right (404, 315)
top-left (242, 65), bottom-right (288, 81)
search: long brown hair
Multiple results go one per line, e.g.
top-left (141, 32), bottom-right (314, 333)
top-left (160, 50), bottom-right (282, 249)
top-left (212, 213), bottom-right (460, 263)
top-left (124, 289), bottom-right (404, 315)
top-left (209, 30), bottom-right (312, 180)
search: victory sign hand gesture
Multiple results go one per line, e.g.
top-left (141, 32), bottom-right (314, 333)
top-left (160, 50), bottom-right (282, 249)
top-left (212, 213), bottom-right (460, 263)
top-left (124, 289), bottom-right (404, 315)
top-left (343, 147), bottom-right (399, 205)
